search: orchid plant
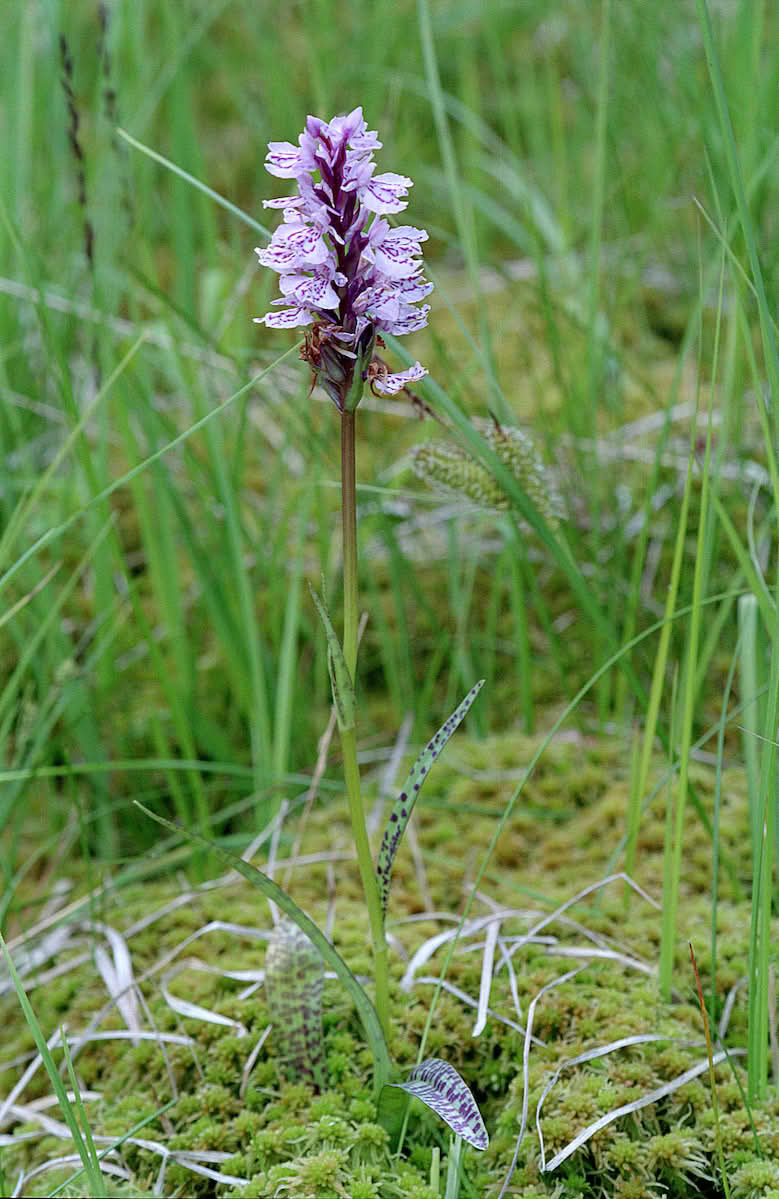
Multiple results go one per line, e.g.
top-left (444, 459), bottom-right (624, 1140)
top-left (142, 107), bottom-right (489, 1157)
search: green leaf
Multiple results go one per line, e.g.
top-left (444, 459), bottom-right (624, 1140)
top-left (134, 802), bottom-right (392, 1096)
top-left (309, 585), bottom-right (355, 731)
top-left (0, 935), bottom-right (106, 1196)
top-left (343, 322), bottom-right (375, 413)
top-left (376, 1080), bottom-right (411, 1148)
top-left (376, 681), bottom-right (484, 918)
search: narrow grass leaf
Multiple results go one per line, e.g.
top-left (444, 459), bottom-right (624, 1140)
top-left (160, 962), bottom-right (248, 1036)
top-left (659, 388), bottom-right (710, 997)
top-left (738, 595), bottom-right (762, 863)
top-left (49, 1098), bottom-right (177, 1198)
top-left (0, 933), bottom-right (105, 1197)
top-left (695, 0), bottom-right (779, 420)
top-left (134, 802), bottom-right (392, 1095)
top-left (690, 943), bottom-right (732, 1197)
top-left (541, 1049), bottom-right (740, 1173)
top-left (444, 1134), bottom-right (463, 1199)
top-left (60, 1036), bottom-right (103, 1189)
top-left (117, 127), bottom-right (270, 239)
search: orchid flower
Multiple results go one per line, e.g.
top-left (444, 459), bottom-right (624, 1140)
top-left (255, 107), bottom-right (432, 409)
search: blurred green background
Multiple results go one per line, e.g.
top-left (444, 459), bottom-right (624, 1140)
top-left (0, 0), bottom-right (776, 866)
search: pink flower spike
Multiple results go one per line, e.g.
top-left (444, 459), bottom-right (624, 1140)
top-left (255, 108), bottom-right (433, 407)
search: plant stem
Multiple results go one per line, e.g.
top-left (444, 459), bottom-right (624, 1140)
top-left (341, 411), bottom-right (359, 680)
top-left (340, 408), bottom-right (391, 1042)
top-left (341, 726), bottom-right (390, 1038)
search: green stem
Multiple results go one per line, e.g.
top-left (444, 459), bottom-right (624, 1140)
top-left (341, 411), bottom-right (359, 679)
top-left (342, 726), bottom-right (391, 1039)
top-left (339, 407), bottom-right (391, 1042)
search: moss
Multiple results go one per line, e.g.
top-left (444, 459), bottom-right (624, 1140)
top-left (613, 1178), bottom-right (654, 1199)
top-left (298, 1147), bottom-right (348, 1187)
top-left (1, 729), bottom-right (776, 1197)
top-left (349, 1096), bottom-right (378, 1121)
top-left (350, 1179), bottom-right (382, 1198)
top-left (646, 1130), bottom-right (711, 1182)
top-left (607, 1133), bottom-right (648, 1176)
top-left (729, 1158), bottom-right (779, 1199)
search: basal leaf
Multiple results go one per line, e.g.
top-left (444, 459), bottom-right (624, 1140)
top-left (134, 802), bottom-right (391, 1096)
top-left (391, 1057), bottom-right (488, 1151)
top-left (376, 680), bottom-right (484, 918)
top-left (265, 916), bottom-right (327, 1089)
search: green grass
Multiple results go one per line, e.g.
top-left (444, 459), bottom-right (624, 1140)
top-left (0, 0), bottom-right (777, 1194)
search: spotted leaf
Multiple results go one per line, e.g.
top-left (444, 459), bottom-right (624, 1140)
top-left (376, 680), bottom-right (484, 918)
top-left (265, 916), bottom-right (327, 1089)
top-left (391, 1057), bottom-right (488, 1150)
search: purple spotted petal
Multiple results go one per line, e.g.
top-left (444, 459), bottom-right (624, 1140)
top-left (371, 227), bottom-right (428, 279)
top-left (265, 141), bottom-right (305, 178)
top-left (354, 283), bottom-right (400, 323)
top-left (371, 362), bottom-right (428, 395)
top-left (382, 224), bottom-right (429, 243)
top-left (382, 304), bottom-right (431, 336)
top-left (376, 681), bottom-right (484, 917)
top-left (374, 248), bottom-right (423, 279)
top-left (263, 196), bottom-right (305, 211)
top-left (395, 277), bottom-right (434, 302)
top-left (391, 1058), bottom-right (488, 1151)
top-left (255, 242), bottom-right (301, 273)
top-left (254, 306), bottom-right (313, 328)
top-left (279, 270), bottom-right (340, 311)
top-left (274, 223), bottom-right (330, 266)
top-left (350, 126), bottom-right (382, 153)
top-left (342, 157), bottom-right (377, 193)
top-left (361, 172), bottom-right (413, 214)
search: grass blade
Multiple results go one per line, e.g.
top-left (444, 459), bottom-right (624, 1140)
top-left (0, 934), bottom-right (105, 1197)
top-left (134, 801), bottom-right (392, 1096)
